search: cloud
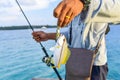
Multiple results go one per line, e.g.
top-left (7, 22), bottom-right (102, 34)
top-left (0, 15), bottom-right (17, 22)
top-left (0, 0), bottom-right (57, 12)
top-left (0, 0), bottom-right (57, 24)
top-left (0, 0), bottom-right (57, 15)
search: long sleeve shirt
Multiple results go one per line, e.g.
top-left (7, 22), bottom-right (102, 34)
top-left (62, 0), bottom-right (120, 66)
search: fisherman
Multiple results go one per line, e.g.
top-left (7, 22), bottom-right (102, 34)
top-left (32, 0), bottom-right (120, 80)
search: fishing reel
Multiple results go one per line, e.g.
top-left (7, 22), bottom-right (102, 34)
top-left (42, 55), bottom-right (53, 67)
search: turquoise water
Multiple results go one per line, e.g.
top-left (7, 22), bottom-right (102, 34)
top-left (0, 26), bottom-right (120, 80)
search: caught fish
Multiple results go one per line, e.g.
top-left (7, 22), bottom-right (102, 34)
top-left (50, 34), bottom-right (70, 68)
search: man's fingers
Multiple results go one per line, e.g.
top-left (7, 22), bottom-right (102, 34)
top-left (32, 32), bottom-right (39, 36)
top-left (32, 31), bottom-right (47, 42)
top-left (61, 9), bottom-right (73, 27)
top-left (68, 13), bottom-right (75, 25)
top-left (32, 33), bottom-right (39, 38)
top-left (54, 2), bottom-right (63, 18)
top-left (33, 36), bottom-right (39, 40)
top-left (33, 36), bottom-right (41, 42)
top-left (58, 4), bottom-right (71, 27)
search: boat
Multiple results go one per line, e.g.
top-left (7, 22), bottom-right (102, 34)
top-left (41, 26), bottom-right (47, 29)
top-left (32, 78), bottom-right (59, 80)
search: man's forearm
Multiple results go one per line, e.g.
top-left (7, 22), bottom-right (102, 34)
top-left (47, 33), bottom-right (56, 40)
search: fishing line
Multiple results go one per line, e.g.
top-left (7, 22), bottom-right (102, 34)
top-left (15, 0), bottom-right (62, 80)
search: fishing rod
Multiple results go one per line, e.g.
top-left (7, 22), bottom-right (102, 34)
top-left (15, 0), bottom-right (62, 80)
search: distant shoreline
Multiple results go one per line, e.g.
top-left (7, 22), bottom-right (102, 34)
top-left (0, 25), bottom-right (57, 30)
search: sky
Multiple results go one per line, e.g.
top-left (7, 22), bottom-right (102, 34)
top-left (0, 0), bottom-right (61, 26)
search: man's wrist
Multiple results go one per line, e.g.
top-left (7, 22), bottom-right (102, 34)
top-left (47, 33), bottom-right (56, 40)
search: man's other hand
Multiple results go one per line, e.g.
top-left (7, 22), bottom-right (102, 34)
top-left (54, 0), bottom-right (84, 27)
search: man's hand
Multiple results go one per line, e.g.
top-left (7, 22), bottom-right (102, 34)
top-left (32, 31), bottom-right (48, 42)
top-left (54, 0), bottom-right (84, 27)
top-left (32, 31), bottom-right (56, 42)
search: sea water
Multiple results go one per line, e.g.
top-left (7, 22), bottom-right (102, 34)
top-left (0, 26), bottom-right (120, 80)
